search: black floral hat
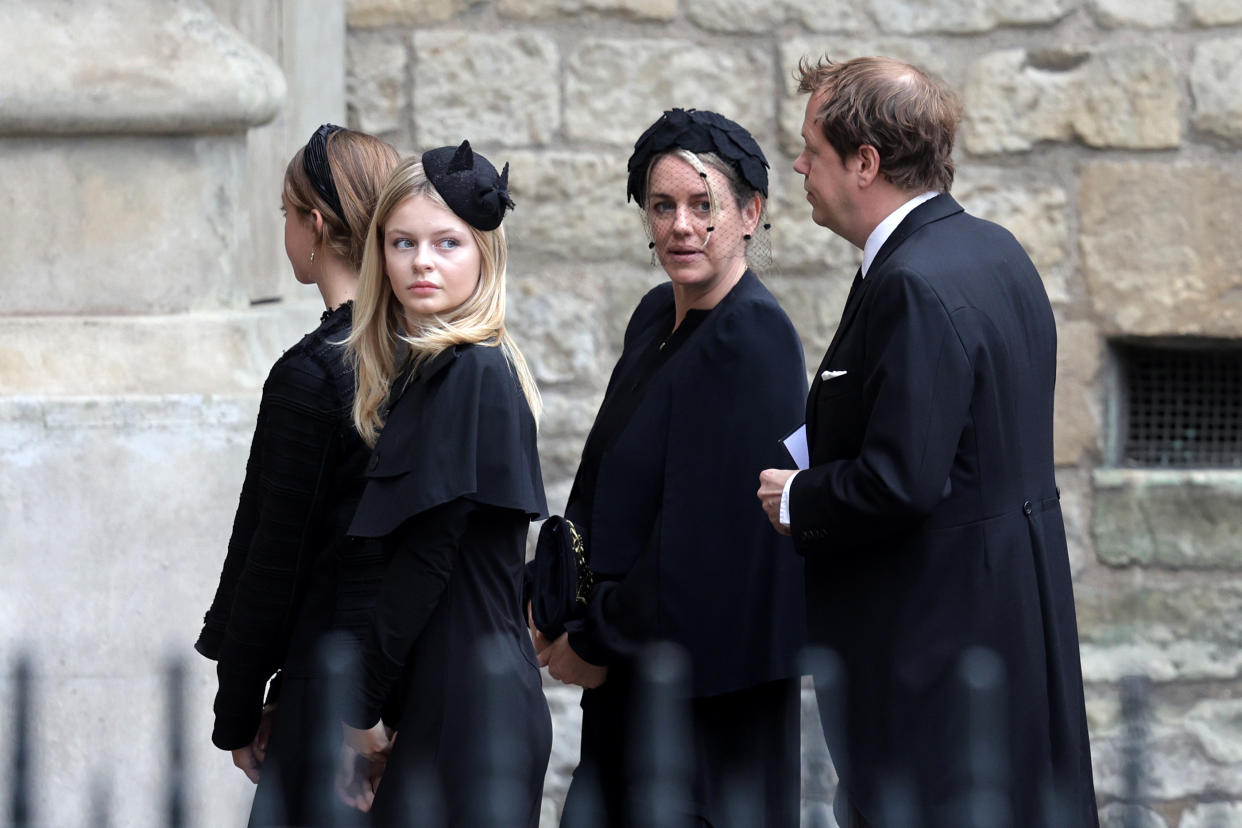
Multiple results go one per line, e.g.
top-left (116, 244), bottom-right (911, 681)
top-left (626, 108), bottom-right (769, 207)
top-left (422, 140), bottom-right (515, 231)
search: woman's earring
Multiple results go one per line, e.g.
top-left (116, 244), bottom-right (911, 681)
top-left (309, 249), bottom-right (316, 263)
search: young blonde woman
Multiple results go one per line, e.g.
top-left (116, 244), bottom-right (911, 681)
top-left (337, 142), bottom-right (550, 826)
top-left (196, 124), bottom-right (399, 824)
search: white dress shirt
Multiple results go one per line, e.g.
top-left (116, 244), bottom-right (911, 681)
top-left (778, 191), bottom-right (940, 528)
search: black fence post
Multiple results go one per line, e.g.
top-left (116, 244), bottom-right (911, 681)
top-left (472, 635), bottom-right (527, 827)
top-left (10, 653), bottom-right (32, 828)
top-left (166, 655), bottom-right (188, 828)
top-left (631, 642), bottom-right (692, 828)
top-left (89, 769), bottom-right (113, 828)
top-left (1120, 674), bottom-right (1151, 828)
top-left (959, 647), bottom-right (1010, 828)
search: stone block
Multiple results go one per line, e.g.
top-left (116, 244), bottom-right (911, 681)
top-left (1079, 162), bottom-right (1242, 336)
top-left (778, 38), bottom-right (950, 156)
top-left (1055, 466), bottom-right (1094, 577)
top-left (503, 150), bottom-right (641, 263)
top-left (0, 394), bottom-right (263, 823)
top-left (1076, 574), bottom-right (1242, 681)
top-left (0, 670), bottom-right (253, 827)
top-left (565, 39), bottom-right (773, 147)
top-left (1098, 803), bottom-right (1168, 828)
top-left (1090, 698), bottom-right (1242, 800)
top-left (1190, 0), bottom-right (1242, 25)
top-left (347, 0), bottom-right (467, 26)
top-left (764, 272), bottom-right (855, 373)
top-left (413, 31), bottom-right (560, 147)
top-left (499, 0), bottom-right (675, 21)
top-left (1089, 0), bottom-right (1178, 27)
top-left (346, 31), bottom-right (408, 138)
top-left (1179, 803), bottom-right (1242, 827)
top-left (0, 0), bottom-right (284, 136)
top-left (1050, 321), bottom-right (1102, 466)
top-left (1092, 469), bottom-right (1242, 568)
top-left (0, 303), bottom-right (323, 396)
top-left (768, 166), bottom-right (863, 276)
top-left (869, 0), bottom-right (1073, 34)
top-left (1191, 39), bottom-right (1242, 144)
top-left (0, 135), bottom-right (249, 314)
top-left (688, 0), bottom-right (867, 34)
top-left (954, 167), bottom-right (1071, 304)
top-left (963, 46), bottom-right (1180, 154)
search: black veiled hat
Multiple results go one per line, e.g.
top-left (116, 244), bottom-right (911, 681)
top-left (626, 109), bottom-right (769, 207)
top-left (422, 141), bottom-right (515, 231)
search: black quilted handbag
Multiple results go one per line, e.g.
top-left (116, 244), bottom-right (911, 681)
top-left (530, 515), bottom-right (594, 639)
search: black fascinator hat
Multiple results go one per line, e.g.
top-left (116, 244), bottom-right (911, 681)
top-left (626, 109), bottom-right (769, 207)
top-left (422, 140), bottom-right (515, 231)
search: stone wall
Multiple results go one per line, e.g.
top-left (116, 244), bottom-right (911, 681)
top-left (0, 0), bottom-right (1238, 825)
top-left (342, 0), bottom-right (1242, 825)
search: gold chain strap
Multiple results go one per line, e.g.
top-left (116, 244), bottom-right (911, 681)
top-left (565, 519), bottom-right (593, 605)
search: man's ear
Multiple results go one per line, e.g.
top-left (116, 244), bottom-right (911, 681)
top-left (855, 145), bottom-right (881, 187)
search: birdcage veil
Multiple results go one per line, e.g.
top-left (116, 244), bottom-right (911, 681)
top-left (626, 109), bottom-right (774, 275)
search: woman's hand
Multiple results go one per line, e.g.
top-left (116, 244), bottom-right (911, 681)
top-left (337, 722), bottom-right (395, 812)
top-left (540, 633), bottom-right (608, 689)
top-left (230, 704), bottom-right (276, 784)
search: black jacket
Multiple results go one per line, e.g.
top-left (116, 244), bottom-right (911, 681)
top-left (791, 195), bottom-right (1098, 826)
top-left (195, 304), bottom-right (368, 751)
top-left (566, 271), bottom-right (808, 697)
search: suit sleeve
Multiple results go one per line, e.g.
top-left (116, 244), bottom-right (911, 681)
top-left (208, 358), bottom-right (343, 750)
top-left (790, 267), bottom-right (972, 550)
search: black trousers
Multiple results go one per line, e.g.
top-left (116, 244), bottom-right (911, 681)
top-left (561, 674), bottom-right (801, 828)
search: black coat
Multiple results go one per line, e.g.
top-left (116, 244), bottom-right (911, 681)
top-left (346, 343), bottom-right (550, 827)
top-left (790, 195), bottom-right (1098, 826)
top-left (567, 271), bottom-right (808, 697)
top-left (196, 304), bottom-right (368, 751)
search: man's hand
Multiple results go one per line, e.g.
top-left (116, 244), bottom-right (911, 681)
top-left (758, 468), bottom-right (797, 536)
top-left (540, 633), bottom-right (607, 689)
top-left (230, 704), bottom-right (276, 784)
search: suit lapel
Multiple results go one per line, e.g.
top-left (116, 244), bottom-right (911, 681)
top-left (804, 195), bottom-right (964, 435)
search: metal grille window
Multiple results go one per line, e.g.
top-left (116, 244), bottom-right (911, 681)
top-left (1118, 341), bottom-right (1242, 467)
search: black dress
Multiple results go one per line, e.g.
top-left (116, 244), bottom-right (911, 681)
top-left (344, 342), bottom-right (551, 827)
top-left (557, 272), bottom-right (808, 827)
top-left (196, 302), bottom-right (370, 825)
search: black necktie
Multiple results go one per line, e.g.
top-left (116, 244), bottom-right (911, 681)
top-left (841, 267), bottom-right (864, 316)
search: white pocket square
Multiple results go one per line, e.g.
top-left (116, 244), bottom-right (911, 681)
top-left (820, 370), bottom-right (848, 381)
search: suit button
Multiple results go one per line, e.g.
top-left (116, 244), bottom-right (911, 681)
top-left (368, 453), bottom-right (379, 472)
top-left (1023, 500), bottom-right (1033, 515)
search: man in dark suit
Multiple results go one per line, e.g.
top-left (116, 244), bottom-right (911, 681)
top-left (758, 56), bottom-right (1098, 827)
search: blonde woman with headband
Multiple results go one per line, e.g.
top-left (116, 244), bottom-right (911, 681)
top-left (336, 142), bottom-right (550, 825)
top-left (196, 124), bottom-right (399, 824)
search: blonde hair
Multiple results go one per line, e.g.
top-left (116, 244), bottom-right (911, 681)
top-left (348, 157), bottom-right (542, 446)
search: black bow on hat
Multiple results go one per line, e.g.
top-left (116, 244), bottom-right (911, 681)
top-left (626, 108), bottom-right (769, 208)
top-left (422, 141), bottom-right (515, 231)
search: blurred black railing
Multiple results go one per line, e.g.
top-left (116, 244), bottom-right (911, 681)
top-left (7, 644), bottom-right (1165, 827)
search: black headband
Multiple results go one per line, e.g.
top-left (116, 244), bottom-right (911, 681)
top-left (421, 141), bottom-right (515, 231)
top-left (302, 123), bottom-right (347, 226)
top-left (626, 108), bottom-right (769, 207)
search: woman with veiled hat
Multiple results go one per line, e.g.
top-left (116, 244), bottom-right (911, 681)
top-left (534, 109), bottom-right (808, 827)
top-left (336, 141), bottom-right (551, 826)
